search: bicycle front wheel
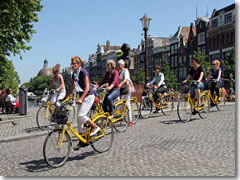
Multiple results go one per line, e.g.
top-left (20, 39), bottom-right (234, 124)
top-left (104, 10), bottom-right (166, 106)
top-left (161, 95), bottom-right (174, 116)
top-left (130, 99), bottom-right (140, 124)
top-left (43, 129), bottom-right (72, 168)
top-left (139, 96), bottom-right (152, 119)
top-left (91, 117), bottom-right (114, 153)
top-left (113, 103), bottom-right (129, 133)
top-left (216, 89), bottom-right (226, 111)
top-left (36, 106), bottom-right (55, 131)
top-left (177, 97), bottom-right (192, 122)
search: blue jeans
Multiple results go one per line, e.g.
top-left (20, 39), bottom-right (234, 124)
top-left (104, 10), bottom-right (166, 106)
top-left (190, 82), bottom-right (205, 98)
top-left (102, 89), bottom-right (120, 115)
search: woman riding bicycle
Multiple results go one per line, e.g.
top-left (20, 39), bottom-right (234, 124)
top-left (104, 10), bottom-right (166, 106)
top-left (62, 56), bottom-right (100, 150)
top-left (97, 59), bottom-right (120, 119)
top-left (147, 66), bottom-right (167, 107)
top-left (118, 59), bottom-right (135, 126)
top-left (183, 57), bottom-right (205, 114)
top-left (206, 59), bottom-right (223, 106)
top-left (47, 64), bottom-right (66, 106)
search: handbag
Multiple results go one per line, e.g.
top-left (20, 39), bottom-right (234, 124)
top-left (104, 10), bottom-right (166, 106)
top-left (120, 87), bottom-right (129, 95)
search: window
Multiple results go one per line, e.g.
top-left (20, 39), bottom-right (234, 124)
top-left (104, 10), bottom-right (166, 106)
top-left (171, 45), bottom-right (174, 54)
top-left (183, 67), bottom-right (187, 78)
top-left (202, 46), bottom-right (206, 55)
top-left (175, 56), bottom-right (178, 67)
top-left (171, 57), bottom-right (174, 68)
top-left (211, 19), bottom-right (218, 28)
top-left (231, 32), bottom-right (234, 44)
top-left (179, 67), bottom-right (182, 78)
top-left (225, 13), bottom-right (232, 24)
top-left (198, 32), bottom-right (205, 45)
top-left (222, 35), bottom-right (225, 45)
top-left (175, 44), bottom-right (178, 53)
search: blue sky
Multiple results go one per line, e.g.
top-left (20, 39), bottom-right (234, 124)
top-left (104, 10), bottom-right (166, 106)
top-left (10, 0), bottom-right (235, 84)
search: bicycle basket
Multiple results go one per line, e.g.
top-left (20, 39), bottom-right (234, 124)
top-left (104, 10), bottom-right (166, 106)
top-left (40, 96), bottom-right (48, 103)
top-left (52, 106), bottom-right (68, 124)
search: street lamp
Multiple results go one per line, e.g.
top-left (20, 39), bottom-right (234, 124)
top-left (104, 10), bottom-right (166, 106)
top-left (140, 14), bottom-right (152, 85)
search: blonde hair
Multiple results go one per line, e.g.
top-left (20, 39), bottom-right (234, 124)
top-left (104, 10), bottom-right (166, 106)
top-left (118, 59), bottom-right (125, 66)
top-left (212, 59), bottom-right (220, 67)
top-left (71, 56), bottom-right (82, 65)
top-left (107, 59), bottom-right (116, 68)
top-left (52, 64), bottom-right (60, 73)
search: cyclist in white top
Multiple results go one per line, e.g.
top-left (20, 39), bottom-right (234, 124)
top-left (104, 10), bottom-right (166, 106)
top-left (47, 64), bottom-right (66, 106)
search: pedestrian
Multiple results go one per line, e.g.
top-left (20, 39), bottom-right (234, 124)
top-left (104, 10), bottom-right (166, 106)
top-left (5, 88), bottom-right (19, 113)
top-left (47, 64), bottom-right (66, 106)
top-left (118, 59), bottom-right (135, 126)
top-left (62, 56), bottom-right (100, 150)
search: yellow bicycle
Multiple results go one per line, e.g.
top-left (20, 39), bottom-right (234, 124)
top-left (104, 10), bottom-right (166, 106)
top-left (205, 79), bottom-right (226, 111)
top-left (36, 90), bottom-right (78, 131)
top-left (43, 101), bottom-right (114, 168)
top-left (140, 85), bottom-right (174, 119)
top-left (177, 81), bottom-right (210, 122)
top-left (89, 88), bottom-right (130, 132)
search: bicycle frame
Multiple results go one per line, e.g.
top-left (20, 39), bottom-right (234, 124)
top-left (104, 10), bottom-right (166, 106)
top-left (181, 92), bottom-right (206, 112)
top-left (53, 112), bottom-right (109, 147)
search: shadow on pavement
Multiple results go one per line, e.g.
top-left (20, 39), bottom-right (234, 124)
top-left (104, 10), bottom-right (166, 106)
top-left (159, 117), bottom-right (199, 125)
top-left (19, 150), bottom-right (95, 172)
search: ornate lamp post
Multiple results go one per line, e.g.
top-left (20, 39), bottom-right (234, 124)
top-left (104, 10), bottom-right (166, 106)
top-left (140, 14), bottom-right (152, 84)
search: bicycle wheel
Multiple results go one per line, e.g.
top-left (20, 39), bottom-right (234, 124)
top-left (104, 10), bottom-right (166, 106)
top-left (216, 89), bottom-right (226, 111)
top-left (161, 94), bottom-right (174, 116)
top-left (113, 103), bottom-right (129, 132)
top-left (43, 129), bottom-right (72, 168)
top-left (140, 96), bottom-right (152, 119)
top-left (66, 105), bottom-right (76, 123)
top-left (177, 97), bottom-right (192, 122)
top-left (91, 117), bottom-right (114, 153)
top-left (36, 106), bottom-right (55, 131)
top-left (130, 99), bottom-right (140, 124)
top-left (198, 94), bottom-right (210, 119)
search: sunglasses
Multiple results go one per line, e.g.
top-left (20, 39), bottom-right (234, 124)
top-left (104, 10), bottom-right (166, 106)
top-left (71, 63), bottom-right (77, 65)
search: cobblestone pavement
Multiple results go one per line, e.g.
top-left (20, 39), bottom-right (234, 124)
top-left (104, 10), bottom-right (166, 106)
top-left (0, 104), bottom-right (235, 176)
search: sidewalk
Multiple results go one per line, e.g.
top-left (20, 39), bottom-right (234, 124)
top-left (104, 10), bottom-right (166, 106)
top-left (0, 102), bottom-right (235, 143)
top-left (0, 106), bottom-right (78, 143)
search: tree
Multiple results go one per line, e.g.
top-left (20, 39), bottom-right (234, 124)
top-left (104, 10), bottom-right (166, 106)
top-left (161, 60), bottom-right (178, 90)
top-left (193, 48), bottom-right (211, 73)
top-left (221, 48), bottom-right (235, 79)
top-left (132, 68), bottom-right (145, 84)
top-left (0, 59), bottom-right (20, 95)
top-left (23, 76), bottom-right (52, 96)
top-left (0, 0), bottom-right (42, 60)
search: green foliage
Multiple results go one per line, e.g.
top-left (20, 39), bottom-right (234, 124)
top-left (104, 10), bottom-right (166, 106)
top-left (221, 48), bottom-right (235, 79)
top-left (0, 59), bottom-right (20, 95)
top-left (161, 60), bottom-right (178, 90)
top-left (23, 76), bottom-right (52, 95)
top-left (132, 68), bottom-right (145, 84)
top-left (0, 0), bottom-right (42, 59)
top-left (193, 48), bottom-right (211, 73)
top-left (91, 76), bottom-right (100, 83)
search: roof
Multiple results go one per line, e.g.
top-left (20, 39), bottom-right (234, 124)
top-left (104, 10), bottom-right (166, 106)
top-left (37, 59), bottom-right (53, 77)
top-left (211, 3), bottom-right (235, 18)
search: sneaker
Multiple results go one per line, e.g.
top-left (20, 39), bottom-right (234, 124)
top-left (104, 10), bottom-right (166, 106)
top-left (109, 115), bottom-right (114, 119)
top-left (128, 121), bottom-right (133, 126)
top-left (90, 126), bottom-right (101, 136)
top-left (153, 110), bottom-right (158, 114)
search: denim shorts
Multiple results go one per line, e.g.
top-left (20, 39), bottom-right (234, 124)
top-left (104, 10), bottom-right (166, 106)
top-left (190, 81), bottom-right (205, 98)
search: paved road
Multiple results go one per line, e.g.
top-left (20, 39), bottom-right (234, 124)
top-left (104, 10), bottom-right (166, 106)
top-left (0, 104), bottom-right (235, 176)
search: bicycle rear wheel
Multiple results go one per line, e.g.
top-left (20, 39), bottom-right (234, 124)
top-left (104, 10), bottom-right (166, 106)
top-left (216, 89), bottom-right (226, 111)
top-left (91, 117), bottom-right (114, 153)
top-left (140, 96), bottom-right (152, 119)
top-left (161, 94), bottom-right (174, 116)
top-left (130, 99), bottom-right (140, 124)
top-left (36, 106), bottom-right (56, 131)
top-left (198, 94), bottom-right (210, 119)
top-left (177, 97), bottom-right (192, 122)
top-left (113, 103), bottom-right (129, 132)
top-left (43, 129), bottom-right (72, 168)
